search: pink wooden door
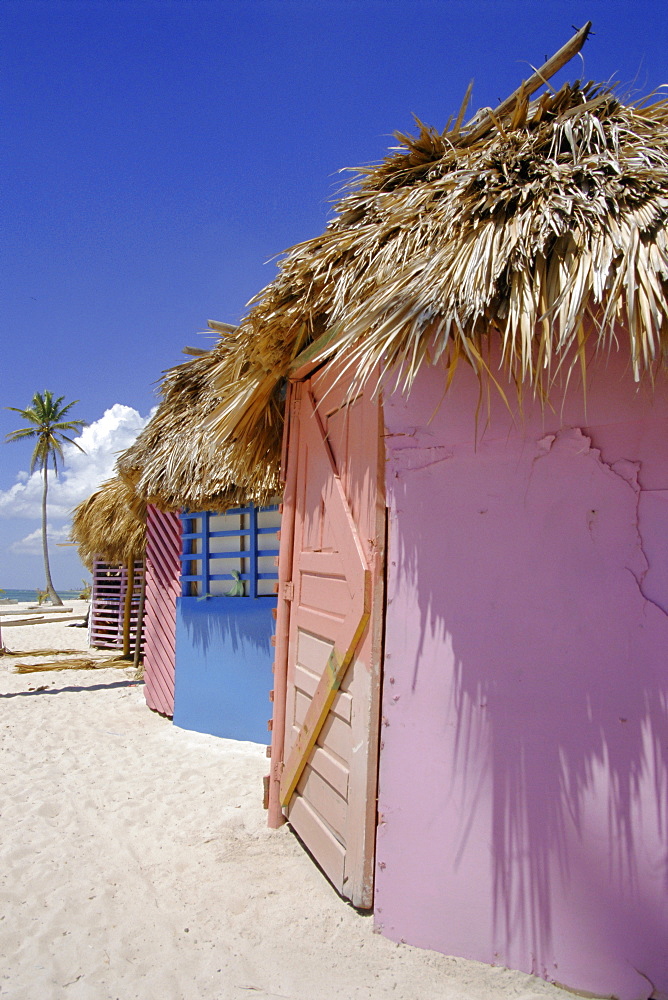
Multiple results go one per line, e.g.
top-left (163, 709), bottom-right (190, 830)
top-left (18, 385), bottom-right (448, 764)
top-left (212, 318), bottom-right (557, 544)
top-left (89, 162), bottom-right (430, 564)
top-left (143, 505), bottom-right (182, 716)
top-left (273, 364), bottom-right (385, 908)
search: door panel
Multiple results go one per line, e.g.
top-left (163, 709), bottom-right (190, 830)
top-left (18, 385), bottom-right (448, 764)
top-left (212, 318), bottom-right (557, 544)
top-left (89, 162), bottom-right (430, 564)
top-left (279, 364), bottom-right (384, 908)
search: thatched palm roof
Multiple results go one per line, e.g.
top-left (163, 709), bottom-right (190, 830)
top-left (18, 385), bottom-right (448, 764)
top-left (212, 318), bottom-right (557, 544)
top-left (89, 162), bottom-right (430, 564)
top-left (197, 37), bottom-right (668, 495)
top-left (115, 26), bottom-right (668, 509)
top-left (116, 337), bottom-right (281, 511)
top-left (71, 476), bottom-right (146, 570)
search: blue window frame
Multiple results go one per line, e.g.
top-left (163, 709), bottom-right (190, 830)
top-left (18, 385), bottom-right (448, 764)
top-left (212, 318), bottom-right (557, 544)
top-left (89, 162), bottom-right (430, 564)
top-left (180, 503), bottom-right (280, 598)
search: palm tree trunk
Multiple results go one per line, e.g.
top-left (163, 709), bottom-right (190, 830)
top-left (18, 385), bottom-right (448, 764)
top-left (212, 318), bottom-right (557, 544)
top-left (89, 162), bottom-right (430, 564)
top-left (41, 464), bottom-right (63, 606)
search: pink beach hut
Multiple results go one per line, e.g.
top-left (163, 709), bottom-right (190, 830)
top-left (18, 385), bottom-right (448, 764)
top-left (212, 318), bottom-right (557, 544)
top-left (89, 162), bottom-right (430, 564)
top-left (205, 33), bottom-right (668, 1000)
top-left (117, 338), bottom-right (282, 733)
top-left (71, 476), bottom-right (180, 713)
top-left (71, 477), bottom-right (146, 657)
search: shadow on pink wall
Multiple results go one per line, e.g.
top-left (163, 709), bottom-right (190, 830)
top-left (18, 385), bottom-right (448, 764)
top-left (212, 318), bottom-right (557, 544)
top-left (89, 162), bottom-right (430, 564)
top-left (377, 358), bottom-right (668, 998)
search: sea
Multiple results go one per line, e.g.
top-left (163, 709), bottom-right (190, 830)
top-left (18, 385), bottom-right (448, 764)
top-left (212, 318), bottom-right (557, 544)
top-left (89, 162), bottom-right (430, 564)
top-left (0, 589), bottom-right (83, 603)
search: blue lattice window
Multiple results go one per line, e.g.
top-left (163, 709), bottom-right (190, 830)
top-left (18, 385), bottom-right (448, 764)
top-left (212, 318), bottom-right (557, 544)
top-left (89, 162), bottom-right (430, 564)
top-left (180, 504), bottom-right (280, 598)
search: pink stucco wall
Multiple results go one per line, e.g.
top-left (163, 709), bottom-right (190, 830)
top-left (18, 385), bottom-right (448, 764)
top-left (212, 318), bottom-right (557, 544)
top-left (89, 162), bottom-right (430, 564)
top-left (376, 350), bottom-right (668, 999)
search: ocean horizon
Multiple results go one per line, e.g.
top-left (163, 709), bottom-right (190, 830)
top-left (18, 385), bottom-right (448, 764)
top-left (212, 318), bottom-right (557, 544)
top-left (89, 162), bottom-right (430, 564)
top-left (0, 589), bottom-right (84, 603)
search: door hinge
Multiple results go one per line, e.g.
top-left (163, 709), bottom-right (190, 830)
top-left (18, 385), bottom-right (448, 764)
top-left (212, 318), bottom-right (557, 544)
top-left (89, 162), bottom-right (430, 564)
top-left (284, 581), bottom-right (294, 601)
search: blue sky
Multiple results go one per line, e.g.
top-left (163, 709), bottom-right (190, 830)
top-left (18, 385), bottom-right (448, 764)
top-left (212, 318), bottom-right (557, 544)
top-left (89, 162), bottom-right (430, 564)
top-left (2, 0), bottom-right (667, 589)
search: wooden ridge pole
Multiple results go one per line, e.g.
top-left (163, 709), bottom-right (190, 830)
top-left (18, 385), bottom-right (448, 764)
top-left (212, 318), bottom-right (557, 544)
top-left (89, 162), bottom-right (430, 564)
top-left (463, 21), bottom-right (592, 144)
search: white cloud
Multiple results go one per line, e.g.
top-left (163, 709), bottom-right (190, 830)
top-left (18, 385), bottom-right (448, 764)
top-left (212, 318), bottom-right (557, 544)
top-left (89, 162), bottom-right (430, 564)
top-left (0, 404), bottom-right (151, 521)
top-left (10, 525), bottom-right (73, 555)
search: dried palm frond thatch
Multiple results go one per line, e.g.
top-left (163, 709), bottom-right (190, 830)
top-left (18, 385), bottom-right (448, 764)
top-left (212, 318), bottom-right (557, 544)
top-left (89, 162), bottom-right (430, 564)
top-left (13, 656), bottom-right (134, 673)
top-left (71, 477), bottom-right (146, 570)
top-left (197, 27), bottom-right (668, 495)
top-left (116, 338), bottom-right (282, 511)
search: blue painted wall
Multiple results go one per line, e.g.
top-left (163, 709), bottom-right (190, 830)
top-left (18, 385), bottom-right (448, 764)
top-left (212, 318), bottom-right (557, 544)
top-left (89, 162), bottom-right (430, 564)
top-left (173, 596), bottom-right (275, 743)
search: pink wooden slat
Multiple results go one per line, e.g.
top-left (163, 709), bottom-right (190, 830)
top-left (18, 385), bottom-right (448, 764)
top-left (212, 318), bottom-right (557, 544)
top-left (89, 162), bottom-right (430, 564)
top-left (143, 623), bottom-right (174, 712)
top-left (148, 511), bottom-right (182, 576)
top-left (142, 506), bottom-right (181, 717)
top-left (286, 794), bottom-right (345, 887)
top-left (309, 745), bottom-right (349, 799)
top-left (91, 559), bottom-right (145, 650)
top-left (145, 615), bottom-right (176, 659)
top-left (143, 648), bottom-right (174, 710)
top-left (144, 621), bottom-right (176, 689)
top-left (297, 764), bottom-right (348, 838)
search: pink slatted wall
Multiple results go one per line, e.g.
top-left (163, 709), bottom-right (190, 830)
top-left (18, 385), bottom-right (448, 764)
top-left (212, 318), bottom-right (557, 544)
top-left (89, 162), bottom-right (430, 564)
top-left (91, 560), bottom-right (144, 650)
top-left (142, 505), bottom-right (182, 716)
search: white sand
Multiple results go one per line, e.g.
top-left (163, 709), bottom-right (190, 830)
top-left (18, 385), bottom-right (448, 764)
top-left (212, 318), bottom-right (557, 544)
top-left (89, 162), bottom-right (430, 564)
top-left (0, 605), bottom-right (573, 1000)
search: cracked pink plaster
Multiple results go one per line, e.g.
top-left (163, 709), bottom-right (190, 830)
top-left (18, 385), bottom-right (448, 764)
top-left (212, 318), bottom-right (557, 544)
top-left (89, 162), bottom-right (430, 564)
top-left (533, 427), bottom-right (666, 618)
top-left (388, 444), bottom-right (454, 475)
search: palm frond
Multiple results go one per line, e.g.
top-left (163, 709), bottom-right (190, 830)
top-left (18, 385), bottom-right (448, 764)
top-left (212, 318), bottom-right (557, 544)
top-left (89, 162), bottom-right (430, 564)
top-left (5, 426), bottom-right (38, 442)
top-left (6, 393), bottom-right (86, 473)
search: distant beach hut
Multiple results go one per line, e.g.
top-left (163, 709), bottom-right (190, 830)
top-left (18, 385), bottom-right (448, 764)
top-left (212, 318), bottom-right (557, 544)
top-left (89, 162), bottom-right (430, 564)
top-left (195, 27), bottom-right (668, 1000)
top-left (117, 338), bottom-right (282, 739)
top-left (72, 476), bottom-right (180, 717)
top-left (71, 477), bottom-right (146, 655)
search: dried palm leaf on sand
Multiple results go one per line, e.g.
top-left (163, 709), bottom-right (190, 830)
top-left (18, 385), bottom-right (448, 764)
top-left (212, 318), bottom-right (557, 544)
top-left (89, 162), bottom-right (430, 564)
top-left (12, 656), bottom-right (136, 673)
top-left (0, 647), bottom-right (85, 658)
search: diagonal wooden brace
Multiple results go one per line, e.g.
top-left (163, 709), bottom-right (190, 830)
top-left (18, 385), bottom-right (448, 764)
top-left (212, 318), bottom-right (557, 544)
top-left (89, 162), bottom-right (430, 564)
top-left (279, 600), bottom-right (370, 808)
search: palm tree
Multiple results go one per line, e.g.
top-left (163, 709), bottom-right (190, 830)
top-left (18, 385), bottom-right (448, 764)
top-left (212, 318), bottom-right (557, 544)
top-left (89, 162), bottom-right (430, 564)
top-left (6, 392), bottom-right (86, 606)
